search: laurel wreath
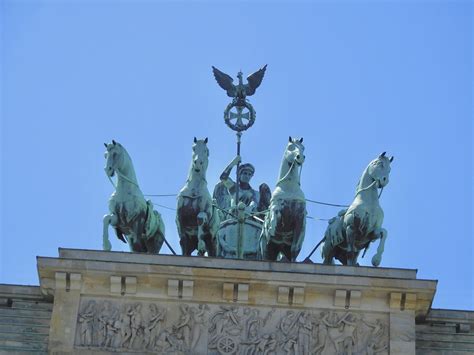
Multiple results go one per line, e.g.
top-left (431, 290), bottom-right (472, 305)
top-left (223, 101), bottom-right (256, 132)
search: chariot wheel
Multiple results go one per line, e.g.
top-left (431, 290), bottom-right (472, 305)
top-left (217, 336), bottom-right (238, 354)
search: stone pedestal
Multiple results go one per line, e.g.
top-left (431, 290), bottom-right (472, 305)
top-left (37, 248), bottom-right (437, 354)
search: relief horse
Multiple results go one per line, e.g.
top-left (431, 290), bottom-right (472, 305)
top-left (260, 137), bottom-right (307, 261)
top-left (321, 152), bottom-right (394, 266)
top-left (176, 137), bottom-right (219, 256)
top-left (102, 140), bottom-right (165, 253)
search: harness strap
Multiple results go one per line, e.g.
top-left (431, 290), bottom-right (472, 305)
top-left (277, 160), bottom-right (296, 184)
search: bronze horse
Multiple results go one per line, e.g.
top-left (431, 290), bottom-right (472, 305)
top-left (176, 138), bottom-right (219, 256)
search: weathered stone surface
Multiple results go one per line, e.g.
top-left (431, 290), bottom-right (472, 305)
top-left (35, 248), bottom-right (440, 353)
top-left (74, 297), bottom-right (389, 354)
top-left (0, 284), bottom-right (52, 354)
top-left (416, 309), bottom-right (474, 354)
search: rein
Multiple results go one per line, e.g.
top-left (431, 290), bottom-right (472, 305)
top-left (355, 179), bottom-right (384, 199)
top-left (355, 180), bottom-right (377, 196)
top-left (107, 175), bottom-right (117, 189)
top-left (277, 159), bottom-right (302, 185)
top-left (107, 170), bottom-right (139, 189)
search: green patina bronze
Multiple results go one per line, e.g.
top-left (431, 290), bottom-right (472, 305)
top-left (321, 152), bottom-right (394, 266)
top-left (212, 65), bottom-right (266, 132)
top-left (211, 65), bottom-right (270, 260)
top-left (260, 137), bottom-right (307, 262)
top-left (99, 66), bottom-right (396, 268)
top-left (176, 138), bottom-right (220, 257)
top-left (213, 156), bottom-right (271, 260)
top-left (102, 140), bottom-right (165, 253)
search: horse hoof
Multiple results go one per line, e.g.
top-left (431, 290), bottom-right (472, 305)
top-left (103, 241), bottom-right (112, 251)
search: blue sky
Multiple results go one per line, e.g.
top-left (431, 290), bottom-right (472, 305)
top-left (1, 0), bottom-right (472, 310)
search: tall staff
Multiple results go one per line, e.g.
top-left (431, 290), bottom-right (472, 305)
top-left (212, 65), bottom-right (267, 258)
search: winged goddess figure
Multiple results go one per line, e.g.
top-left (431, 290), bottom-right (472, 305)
top-left (212, 65), bottom-right (267, 107)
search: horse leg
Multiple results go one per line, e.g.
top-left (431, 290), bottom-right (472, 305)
top-left (197, 212), bottom-right (208, 256)
top-left (146, 232), bottom-right (164, 254)
top-left (102, 214), bottom-right (117, 251)
top-left (128, 232), bottom-right (142, 252)
top-left (345, 225), bottom-right (357, 266)
top-left (176, 196), bottom-right (188, 255)
top-left (205, 231), bottom-right (216, 257)
top-left (257, 229), bottom-right (266, 260)
top-left (281, 244), bottom-right (292, 262)
top-left (180, 232), bottom-right (193, 256)
top-left (290, 208), bottom-right (306, 262)
top-left (371, 228), bottom-right (387, 267)
top-left (322, 242), bottom-right (335, 265)
top-left (265, 241), bottom-right (280, 261)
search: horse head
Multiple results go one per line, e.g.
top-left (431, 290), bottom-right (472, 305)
top-left (104, 140), bottom-right (127, 178)
top-left (285, 136), bottom-right (305, 167)
top-left (367, 152), bottom-right (394, 188)
top-left (191, 137), bottom-right (209, 176)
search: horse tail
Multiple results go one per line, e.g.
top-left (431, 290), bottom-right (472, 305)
top-left (321, 215), bottom-right (345, 262)
top-left (114, 227), bottom-right (127, 243)
top-left (209, 202), bottom-right (221, 239)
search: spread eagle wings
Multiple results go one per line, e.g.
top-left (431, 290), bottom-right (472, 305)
top-left (212, 65), bottom-right (267, 98)
top-left (245, 64), bottom-right (267, 96)
top-left (212, 66), bottom-right (236, 97)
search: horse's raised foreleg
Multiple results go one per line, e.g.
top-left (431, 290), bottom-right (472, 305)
top-left (371, 228), bottom-right (387, 267)
top-left (102, 213), bottom-right (118, 251)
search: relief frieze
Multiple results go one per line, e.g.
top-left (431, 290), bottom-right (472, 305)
top-left (75, 298), bottom-right (388, 354)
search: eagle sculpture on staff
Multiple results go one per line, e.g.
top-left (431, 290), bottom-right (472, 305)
top-left (212, 65), bottom-right (267, 107)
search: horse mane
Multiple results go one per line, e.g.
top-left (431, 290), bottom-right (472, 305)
top-left (114, 143), bottom-right (138, 183)
top-left (355, 165), bottom-right (370, 195)
top-left (116, 143), bottom-right (132, 165)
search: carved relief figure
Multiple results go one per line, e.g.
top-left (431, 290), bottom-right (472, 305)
top-left (129, 303), bottom-right (143, 348)
top-left (76, 300), bottom-right (388, 355)
top-left (97, 301), bottom-right (115, 347)
top-left (191, 304), bottom-right (209, 349)
top-left (209, 306), bottom-right (242, 346)
top-left (144, 304), bottom-right (166, 349)
top-left (296, 312), bottom-right (312, 355)
top-left (155, 329), bottom-right (174, 352)
top-left (174, 304), bottom-right (193, 349)
top-left (104, 307), bottom-right (120, 348)
top-left (78, 300), bottom-right (96, 346)
top-left (279, 310), bottom-right (298, 353)
top-left (119, 304), bottom-right (133, 348)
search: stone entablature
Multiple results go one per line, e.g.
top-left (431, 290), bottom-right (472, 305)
top-left (416, 309), bottom-right (474, 354)
top-left (0, 284), bottom-right (53, 353)
top-left (37, 248), bottom-right (437, 354)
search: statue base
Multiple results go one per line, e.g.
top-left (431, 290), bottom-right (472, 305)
top-left (32, 249), bottom-right (446, 354)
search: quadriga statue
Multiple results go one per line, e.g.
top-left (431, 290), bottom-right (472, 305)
top-left (260, 137), bottom-right (307, 262)
top-left (321, 152), bottom-right (394, 266)
top-left (102, 140), bottom-right (165, 253)
top-left (176, 137), bottom-right (220, 256)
